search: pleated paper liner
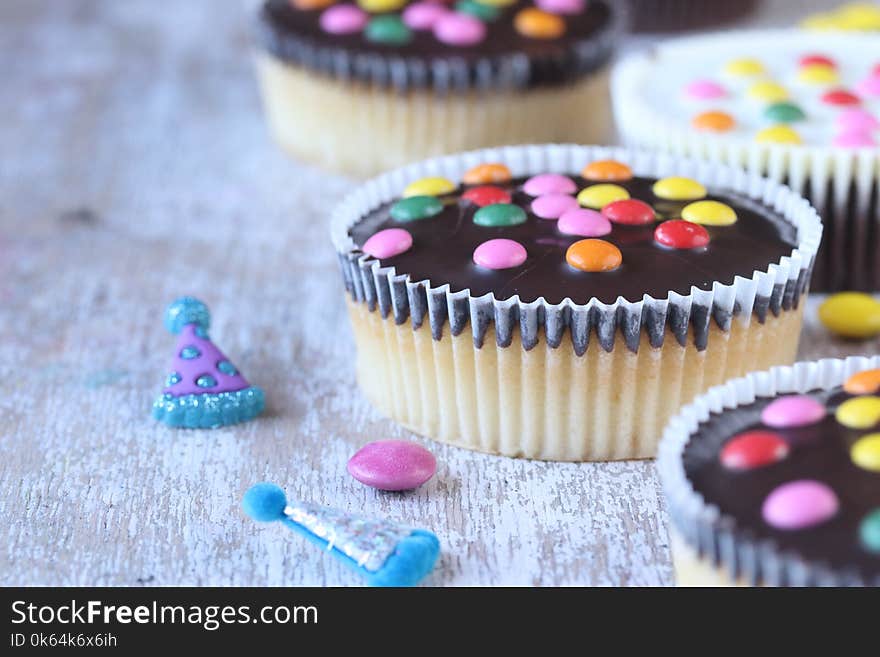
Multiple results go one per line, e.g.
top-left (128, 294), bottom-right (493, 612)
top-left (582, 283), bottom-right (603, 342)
top-left (612, 30), bottom-right (880, 291)
top-left (658, 355), bottom-right (880, 586)
top-left (331, 144), bottom-right (823, 460)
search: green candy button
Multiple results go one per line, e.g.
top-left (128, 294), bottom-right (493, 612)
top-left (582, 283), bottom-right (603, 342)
top-left (365, 15), bottom-right (412, 46)
top-left (763, 102), bottom-right (806, 123)
top-left (473, 203), bottom-right (527, 227)
top-left (860, 508), bottom-right (880, 553)
top-left (390, 195), bottom-right (443, 222)
top-left (456, 0), bottom-right (500, 20)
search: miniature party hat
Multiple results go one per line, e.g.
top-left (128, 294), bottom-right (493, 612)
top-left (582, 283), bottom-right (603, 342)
top-left (152, 297), bottom-right (264, 428)
top-left (242, 483), bottom-right (440, 587)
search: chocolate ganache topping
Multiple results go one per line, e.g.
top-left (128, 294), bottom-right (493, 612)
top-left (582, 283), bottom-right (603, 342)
top-left (256, 0), bottom-right (619, 89)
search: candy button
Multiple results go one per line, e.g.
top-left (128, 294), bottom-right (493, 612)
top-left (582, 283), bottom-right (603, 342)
top-left (653, 220), bottom-right (710, 249)
top-left (799, 53), bottom-right (836, 69)
top-left (683, 79), bottom-right (726, 101)
top-left (856, 75), bottom-right (880, 98)
top-left (531, 193), bottom-right (579, 220)
top-left (320, 5), bottom-right (369, 34)
top-left (434, 12), bottom-right (486, 45)
top-left (347, 440), bottom-right (436, 491)
top-left (762, 480), bottom-right (838, 530)
top-left (798, 64), bottom-right (839, 85)
top-left (724, 58), bottom-right (765, 77)
top-left (843, 369), bottom-right (880, 395)
top-left (358, 0), bottom-right (406, 12)
top-left (860, 509), bottom-right (880, 553)
top-left (822, 89), bottom-right (861, 106)
top-left (833, 131), bottom-right (877, 148)
top-left (473, 203), bottom-right (527, 227)
top-left (463, 163), bottom-right (512, 185)
top-left (581, 160), bottom-right (632, 182)
top-left (565, 239), bottom-right (622, 273)
top-left (851, 433), bottom-right (880, 472)
top-left (461, 185), bottom-right (511, 207)
top-left (402, 2), bottom-right (449, 30)
top-left (652, 177), bottom-right (706, 201)
top-left (363, 228), bottom-right (413, 258)
top-left (747, 81), bottom-right (789, 103)
top-left (292, 0), bottom-right (337, 9)
top-left (577, 184), bottom-right (629, 209)
top-left (720, 430), bottom-right (789, 470)
top-left (473, 238), bottom-right (527, 270)
top-left (514, 8), bottom-right (565, 38)
top-left (835, 108), bottom-right (879, 132)
top-left (601, 199), bottom-right (654, 225)
top-left (691, 110), bottom-right (736, 132)
top-left (682, 200), bottom-right (737, 226)
top-left (818, 292), bottom-right (880, 338)
top-left (390, 195), bottom-right (443, 222)
top-left (404, 176), bottom-right (455, 197)
top-left (365, 15), bottom-right (412, 44)
top-left (455, 0), bottom-right (499, 21)
top-left (557, 208), bottom-right (611, 237)
top-left (756, 125), bottom-right (802, 144)
top-left (836, 396), bottom-right (880, 430)
top-left (535, 0), bottom-right (585, 15)
top-left (523, 173), bottom-right (576, 196)
top-left (761, 394), bottom-right (826, 428)
top-left (763, 102), bottom-right (806, 123)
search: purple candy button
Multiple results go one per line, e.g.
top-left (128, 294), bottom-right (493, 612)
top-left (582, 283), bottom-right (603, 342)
top-left (320, 4), bottom-right (368, 35)
top-left (557, 208), bottom-right (612, 237)
top-left (522, 173), bottom-right (577, 196)
top-left (403, 2), bottom-right (449, 30)
top-left (535, 0), bottom-right (585, 14)
top-left (531, 193), bottom-right (579, 219)
top-left (856, 74), bottom-right (880, 98)
top-left (760, 394), bottom-right (827, 428)
top-left (363, 228), bottom-right (413, 259)
top-left (684, 79), bottom-right (726, 100)
top-left (473, 238), bottom-right (527, 270)
top-left (835, 108), bottom-right (879, 132)
top-left (762, 480), bottom-right (839, 530)
top-left (347, 440), bottom-right (437, 491)
top-left (433, 12), bottom-right (486, 46)
top-left (833, 130), bottom-right (877, 148)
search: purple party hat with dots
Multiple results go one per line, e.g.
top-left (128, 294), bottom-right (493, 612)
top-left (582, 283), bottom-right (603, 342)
top-left (152, 297), bottom-right (264, 428)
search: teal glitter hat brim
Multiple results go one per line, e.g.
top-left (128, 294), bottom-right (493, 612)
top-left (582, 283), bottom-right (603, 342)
top-left (152, 387), bottom-right (265, 429)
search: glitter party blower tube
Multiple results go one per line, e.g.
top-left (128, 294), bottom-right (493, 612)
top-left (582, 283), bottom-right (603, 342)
top-left (331, 144), bottom-right (823, 461)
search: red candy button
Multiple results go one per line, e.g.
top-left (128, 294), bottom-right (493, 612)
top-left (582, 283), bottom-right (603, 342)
top-left (601, 199), bottom-right (654, 225)
top-left (462, 185), bottom-right (512, 207)
top-left (822, 89), bottom-right (861, 106)
top-left (799, 53), bottom-right (836, 69)
top-left (720, 430), bottom-right (790, 470)
top-left (653, 220), bottom-right (710, 249)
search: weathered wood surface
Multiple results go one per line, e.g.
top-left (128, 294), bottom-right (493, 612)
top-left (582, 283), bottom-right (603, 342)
top-left (1, 0), bottom-right (873, 586)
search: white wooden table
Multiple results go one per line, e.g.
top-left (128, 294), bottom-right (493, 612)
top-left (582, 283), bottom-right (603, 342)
top-left (1, 0), bottom-right (873, 586)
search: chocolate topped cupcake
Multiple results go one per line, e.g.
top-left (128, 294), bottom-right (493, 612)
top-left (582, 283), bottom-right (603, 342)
top-left (253, 0), bottom-right (621, 176)
top-left (332, 144), bottom-right (822, 460)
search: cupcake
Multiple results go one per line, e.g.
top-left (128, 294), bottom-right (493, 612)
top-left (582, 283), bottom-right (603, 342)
top-left (659, 355), bottom-right (880, 586)
top-left (612, 30), bottom-right (880, 291)
top-left (331, 144), bottom-right (822, 461)
top-left (626, 0), bottom-right (758, 33)
top-left (253, 0), bottom-right (621, 177)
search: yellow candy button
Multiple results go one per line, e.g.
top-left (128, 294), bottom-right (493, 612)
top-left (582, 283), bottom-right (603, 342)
top-left (756, 125), bottom-right (802, 144)
top-left (852, 433), bottom-right (880, 472)
top-left (818, 292), bottom-right (880, 338)
top-left (798, 64), bottom-right (839, 85)
top-left (358, 0), bottom-right (406, 11)
top-left (724, 58), bottom-right (765, 77)
top-left (836, 396), bottom-right (880, 429)
top-left (682, 200), bottom-right (737, 226)
top-left (577, 184), bottom-right (630, 209)
top-left (403, 176), bottom-right (455, 198)
top-left (748, 81), bottom-right (789, 103)
top-left (838, 3), bottom-right (880, 29)
top-left (652, 177), bottom-right (706, 201)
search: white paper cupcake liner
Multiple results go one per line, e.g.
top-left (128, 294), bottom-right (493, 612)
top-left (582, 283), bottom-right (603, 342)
top-left (658, 354), bottom-right (880, 587)
top-left (331, 144), bottom-right (822, 355)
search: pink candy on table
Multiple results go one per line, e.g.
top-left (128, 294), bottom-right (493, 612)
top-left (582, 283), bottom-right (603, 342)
top-left (531, 193), bottom-right (579, 219)
top-left (347, 440), bottom-right (437, 491)
top-left (402, 2), bottom-right (449, 30)
top-left (760, 394), bottom-right (827, 428)
top-left (535, 0), bottom-right (586, 15)
top-left (684, 79), bottom-right (726, 101)
top-left (557, 208), bottom-right (612, 237)
top-left (835, 108), bottom-right (879, 132)
top-left (363, 228), bottom-right (413, 259)
top-left (762, 480), bottom-right (839, 530)
top-left (320, 4), bottom-right (368, 35)
top-left (833, 131), bottom-right (877, 148)
top-left (433, 12), bottom-right (486, 46)
top-left (522, 173), bottom-right (577, 196)
top-left (856, 74), bottom-right (880, 98)
top-left (473, 238), bottom-right (528, 270)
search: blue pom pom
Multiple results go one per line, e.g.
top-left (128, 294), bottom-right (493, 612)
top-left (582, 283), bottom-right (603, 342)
top-left (164, 297), bottom-right (210, 335)
top-left (242, 483), bottom-right (288, 522)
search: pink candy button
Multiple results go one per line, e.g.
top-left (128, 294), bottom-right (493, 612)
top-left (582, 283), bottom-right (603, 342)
top-left (347, 440), bottom-right (437, 491)
top-left (522, 173), bottom-right (577, 197)
top-left (762, 480), bottom-right (839, 530)
top-left (684, 79), bottom-right (726, 100)
top-left (320, 4), bottom-right (368, 35)
top-left (433, 12), bottom-right (486, 46)
top-left (473, 239), bottom-right (527, 270)
top-left (363, 228), bottom-right (413, 259)
top-left (557, 208), bottom-right (612, 237)
top-left (535, 0), bottom-right (586, 15)
top-left (833, 131), bottom-right (877, 148)
top-left (856, 74), bottom-right (880, 98)
top-left (835, 108), bottom-right (879, 132)
top-left (760, 394), bottom-right (827, 428)
top-left (531, 193), bottom-right (579, 219)
top-left (403, 2), bottom-right (449, 30)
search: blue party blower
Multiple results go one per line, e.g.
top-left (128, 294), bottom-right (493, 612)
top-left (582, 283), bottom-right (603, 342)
top-left (242, 483), bottom-right (440, 587)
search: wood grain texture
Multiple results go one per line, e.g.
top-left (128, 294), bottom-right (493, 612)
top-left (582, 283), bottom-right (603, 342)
top-left (0, 0), bottom-right (873, 587)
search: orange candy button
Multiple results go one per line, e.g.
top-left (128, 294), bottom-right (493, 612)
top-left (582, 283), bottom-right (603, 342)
top-left (582, 160), bottom-right (633, 182)
top-left (462, 163), bottom-right (512, 185)
top-left (514, 8), bottom-right (566, 39)
top-left (692, 110), bottom-right (736, 133)
top-left (291, 0), bottom-right (336, 8)
top-left (565, 239), bottom-right (622, 272)
top-left (844, 369), bottom-right (880, 395)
